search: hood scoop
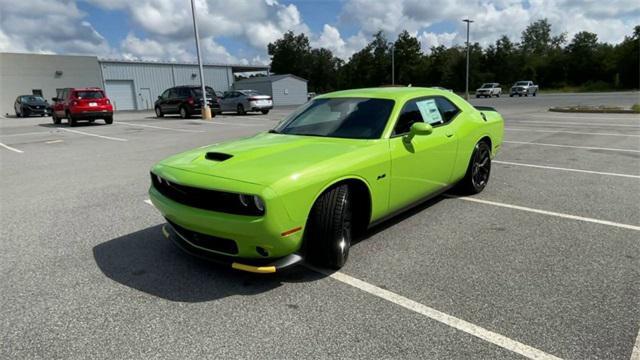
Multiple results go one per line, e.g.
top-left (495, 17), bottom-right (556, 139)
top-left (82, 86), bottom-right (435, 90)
top-left (205, 152), bottom-right (233, 162)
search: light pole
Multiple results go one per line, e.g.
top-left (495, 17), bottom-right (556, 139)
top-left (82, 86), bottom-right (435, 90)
top-left (391, 43), bottom-right (395, 85)
top-left (190, 0), bottom-right (211, 119)
top-left (463, 18), bottom-right (474, 100)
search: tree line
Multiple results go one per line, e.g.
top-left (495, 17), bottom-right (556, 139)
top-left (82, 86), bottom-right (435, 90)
top-left (267, 19), bottom-right (639, 93)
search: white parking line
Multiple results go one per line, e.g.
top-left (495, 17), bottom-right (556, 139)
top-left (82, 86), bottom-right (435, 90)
top-left (504, 140), bottom-right (640, 153)
top-left (192, 120), bottom-right (257, 127)
top-left (505, 127), bottom-right (640, 138)
top-left (494, 160), bottom-right (640, 179)
top-left (58, 128), bottom-right (127, 142)
top-left (0, 142), bottom-right (24, 153)
top-left (631, 329), bottom-right (640, 360)
top-left (308, 266), bottom-right (562, 360)
top-left (0, 131), bottom-right (55, 137)
top-left (45, 140), bottom-right (64, 144)
top-left (447, 196), bottom-right (640, 231)
top-left (510, 120), bottom-right (640, 128)
top-left (530, 113), bottom-right (640, 121)
top-left (116, 122), bottom-right (205, 133)
top-left (144, 199), bottom-right (153, 206)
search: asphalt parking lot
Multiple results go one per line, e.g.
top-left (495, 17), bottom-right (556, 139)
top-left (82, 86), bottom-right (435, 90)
top-left (1, 92), bottom-right (639, 359)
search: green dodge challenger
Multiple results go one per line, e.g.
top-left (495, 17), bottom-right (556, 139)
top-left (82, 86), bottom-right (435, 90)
top-left (149, 87), bottom-right (504, 273)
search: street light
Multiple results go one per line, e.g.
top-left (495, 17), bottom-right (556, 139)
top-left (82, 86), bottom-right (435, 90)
top-left (190, 0), bottom-right (211, 119)
top-left (463, 18), bottom-right (474, 100)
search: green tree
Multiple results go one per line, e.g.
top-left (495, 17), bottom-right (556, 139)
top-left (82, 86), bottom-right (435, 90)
top-left (393, 30), bottom-right (422, 85)
top-left (267, 31), bottom-right (311, 80)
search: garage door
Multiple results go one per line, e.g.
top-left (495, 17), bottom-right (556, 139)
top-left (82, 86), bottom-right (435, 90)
top-left (105, 80), bottom-right (136, 111)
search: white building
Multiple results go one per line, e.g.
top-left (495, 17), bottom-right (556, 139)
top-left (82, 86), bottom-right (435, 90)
top-left (234, 74), bottom-right (308, 106)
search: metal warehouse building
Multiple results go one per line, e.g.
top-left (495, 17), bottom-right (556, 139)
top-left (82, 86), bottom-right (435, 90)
top-left (234, 74), bottom-right (308, 106)
top-left (0, 52), bottom-right (273, 115)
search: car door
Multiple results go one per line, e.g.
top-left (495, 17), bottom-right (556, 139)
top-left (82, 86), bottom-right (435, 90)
top-left (157, 89), bottom-right (170, 112)
top-left (53, 89), bottom-right (67, 117)
top-left (220, 92), bottom-right (235, 111)
top-left (388, 96), bottom-right (460, 212)
top-left (165, 88), bottom-right (179, 113)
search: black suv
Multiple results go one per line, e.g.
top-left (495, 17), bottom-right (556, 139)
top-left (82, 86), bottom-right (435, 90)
top-left (154, 86), bottom-right (222, 119)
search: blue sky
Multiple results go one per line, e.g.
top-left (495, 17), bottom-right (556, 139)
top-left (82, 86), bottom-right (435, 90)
top-left (1, 0), bottom-right (638, 64)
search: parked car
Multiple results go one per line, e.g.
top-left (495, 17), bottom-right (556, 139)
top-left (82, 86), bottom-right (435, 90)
top-left (219, 90), bottom-right (273, 115)
top-left (475, 83), bottom-right (502, 98)
top-left (154, 86), bottom-right (221, 119)
top-left (14, 95), bottom-right (51, 117)
top-left (51, 88), bottom-right (113, 126)
top-left (510, 81), bottom-right (538, 97)
top-left (307, 92), bottom-right (317, 100)
top-left (149, 87), bottom-right (504, 272)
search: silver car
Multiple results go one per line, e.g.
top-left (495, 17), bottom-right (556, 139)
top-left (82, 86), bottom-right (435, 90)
top-left (219, 90), bottom-right (273, 115)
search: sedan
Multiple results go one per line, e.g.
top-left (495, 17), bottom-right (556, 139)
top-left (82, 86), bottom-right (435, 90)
top-left (149, 87), bottom-right (504, 273)
top-left (219, 90), bottom-right (273, 115)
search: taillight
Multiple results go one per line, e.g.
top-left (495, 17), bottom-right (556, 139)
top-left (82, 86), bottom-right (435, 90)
top-left (105, 99), bottom-right (110, 105)
top-left (187, 97), bottom-right (194, 104)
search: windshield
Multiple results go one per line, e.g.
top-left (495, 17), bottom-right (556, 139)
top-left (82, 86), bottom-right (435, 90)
top-left (74, 91), bottom-right (103, 99)
top-left (515, 82), bottom-right (528, 86)
top-left (21, 96), bottom-right (45, 102)
top-left (274, 97), bottom-right (395, 139)
top-left (240, 90), bottom-right (259, 96)
top-left (481, 84), bottom-right (494, 88)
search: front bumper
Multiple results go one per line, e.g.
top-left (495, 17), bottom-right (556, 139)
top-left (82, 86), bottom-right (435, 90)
top-left (162, 223), bottom-right (303, 273)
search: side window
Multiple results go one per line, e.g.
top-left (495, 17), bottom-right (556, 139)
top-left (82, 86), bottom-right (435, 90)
top-left (160, 89), bottom-right (170, 99)
top-left (393, 100), bottom-right (424, 135)
top-left (168, 88), bottom-right (177, 98)
top-left (434, 97), bottom-right (460, 123)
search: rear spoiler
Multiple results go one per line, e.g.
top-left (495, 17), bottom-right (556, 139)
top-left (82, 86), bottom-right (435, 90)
top-left (474, 106), bottom-right (497, 112)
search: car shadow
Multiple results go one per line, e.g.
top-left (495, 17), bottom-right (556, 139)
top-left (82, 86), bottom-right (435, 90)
top-left (92, 225), bottom-right (325, 303)
top-left (93, 195), bottom-right (448, 303)
top-left (38, 122), bottom-right (108, 128)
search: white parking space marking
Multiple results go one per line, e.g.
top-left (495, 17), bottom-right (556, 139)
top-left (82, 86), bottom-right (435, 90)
top-left (510, 120), bottom-right (640, 128)
top-left (144, 199), bottom-right (153, 206)
top-left (58, 128), bottom-right (127, 142)
top-left (631, 329), bottom-right (640, 360)
top-left (116, 122), bottom-right (205, 133)
top-left (0, 142), bottom-right (24, 153)
top-left (505, 127), bottom-right (640, 138)
top-left (494, 160), bottom-right (640, 179)
top-left (309, 266), bottom-right (562, 360)
top-left (45, 140), bottom-right (64, 144)
top-left (447, 196), bottom-right (640, 231)
top-left (192, 120), bottom-right (257, 127)
top-left (504, 140), bottom-right (640, 153)
top-left (529, 113), bottom-right (640, 122)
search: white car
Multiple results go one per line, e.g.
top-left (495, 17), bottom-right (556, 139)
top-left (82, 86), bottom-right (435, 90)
top-left (220, 90), bottom-right (273, 115)
top-left (476, 83), bottom-right (502, 98)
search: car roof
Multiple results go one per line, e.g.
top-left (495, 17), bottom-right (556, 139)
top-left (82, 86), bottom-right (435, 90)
top-left (315, 87), bottom-right (454, 101)
top-left (70, 87), bottom-right (103, 91)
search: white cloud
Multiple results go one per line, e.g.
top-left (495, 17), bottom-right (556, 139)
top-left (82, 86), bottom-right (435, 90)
top-left (311, 25), bottom-right (368, 59)
top-left (418, 32), bottom-right (457, 53)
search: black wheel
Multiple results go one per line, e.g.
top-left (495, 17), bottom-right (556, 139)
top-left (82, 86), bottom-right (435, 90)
top-left (525, 93), bottom-right (528, 97)
top-left (40, 114), bottom-right (45, 117)
top-left (105, 116), bottom-right (113, 124)
top-left (459, 141), bottom-right (491, 194)
top-left (476, 95), bottom-right (480, 98)
top-left (52, 113), bottom-right (61, 124)
top-left (68, 113), bottom-right (77, 127)
top-left (496, 93), bottom-right (500, 97)
top-left (533, 91), bottom-right (537, 97)
top-left (261, 109), bottom-right (269, 114)
top-left (155, 106), bottom-right (164, 118)
top-left (179, 106), bottom-right (189, 119)
top-left (518, 94), bottom-right (522, 97)
top-left (509, 94), bottom-right (513, 97)
top-left (306, 184), bottom-right (352, 269)
top-left (237, 104), bottom-right (245, 115)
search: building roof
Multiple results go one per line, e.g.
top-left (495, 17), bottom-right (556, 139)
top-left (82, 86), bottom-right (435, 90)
top-left (98, 58), bottom-right (269, 72)
top-left (235, 74), bottom-right (308, 84)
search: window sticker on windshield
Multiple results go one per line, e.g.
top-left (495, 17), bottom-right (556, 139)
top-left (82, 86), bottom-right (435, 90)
top-left (416, 99), bottom-right (442, 124)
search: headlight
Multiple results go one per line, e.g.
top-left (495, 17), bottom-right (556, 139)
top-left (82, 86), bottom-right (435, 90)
top-left (238, 194), bottom-right (265, 215)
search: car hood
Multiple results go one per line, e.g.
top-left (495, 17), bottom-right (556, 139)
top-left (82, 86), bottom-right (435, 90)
top-left (157, 132), bottom-right (376, 186)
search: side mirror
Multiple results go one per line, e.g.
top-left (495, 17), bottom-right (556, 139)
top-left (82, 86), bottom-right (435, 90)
top-left (403, 122), bottom-right (433, 143)
top-left (51, 97), bottom-right (59, 102)
top-left (157, 96), bottom-right (162, 100)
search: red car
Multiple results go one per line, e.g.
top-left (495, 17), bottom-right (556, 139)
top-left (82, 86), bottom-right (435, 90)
top-left (51, 87), bottom-right (114, 126)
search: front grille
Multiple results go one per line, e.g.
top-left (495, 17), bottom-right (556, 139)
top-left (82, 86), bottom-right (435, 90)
top-left (151, 172), bottom-right (263, 216)
top-left (167, 219), bottom-right (238, 255)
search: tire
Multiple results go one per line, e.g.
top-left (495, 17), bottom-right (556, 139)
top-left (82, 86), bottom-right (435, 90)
top-left (68, 113), bottom-right (77, 127)
top-left (525, 93), bottom-right (528, 97)
top-left (458, 141), bottom-right (491, 194)
top-left (52, 113), bottom-right (61, 124)
top-left (533, 91), bottom-right (537, 97)
top-left (179, 106), bottom-right (189, 119)
top-left (509, 94), bottom-right (513, 97)
top-left (306, 184), bottom-right (352, 269)
top-left (237, 104), bottom-right (245, 115)
top-left (155, 106), bottom-right (164, 118)
top-left (496, 93), bottom-right (500, 97)
top-left (261, 110), bottom-right (269, 114)
top-left (105, 116), bottom-right (113, 124)
top-left (40, 114), bottom-right (45, 117)
top-left (475, 95), bottom-right (480, 98)
top-left (518, 94), bottom-right (522, 97)
top-left (15, 111), bottom-right (21, 118)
